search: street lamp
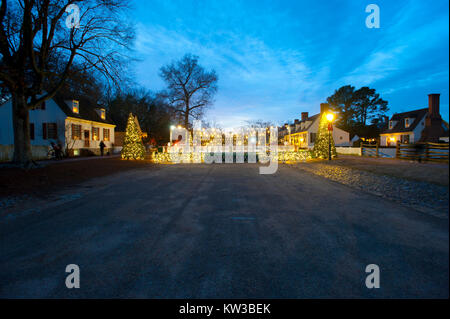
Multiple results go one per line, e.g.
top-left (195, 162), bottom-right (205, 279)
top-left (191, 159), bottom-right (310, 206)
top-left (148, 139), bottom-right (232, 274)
top-left (326, 113), bottom-right (335, 160)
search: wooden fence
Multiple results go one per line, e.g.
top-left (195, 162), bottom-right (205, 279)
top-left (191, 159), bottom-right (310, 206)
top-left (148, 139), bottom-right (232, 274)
top-left (396, 142), bottom-right (449, 162)
top-left (361, 143), bottom-right (379, 157)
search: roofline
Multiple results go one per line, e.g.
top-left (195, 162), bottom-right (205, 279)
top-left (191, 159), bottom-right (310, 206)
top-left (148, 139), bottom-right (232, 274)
top-left (380, 132), bottom-right (414, 135)
top-left (389, 107), bottom-right (428, 118)
top-left (66, 116), bottom-right (116, 128)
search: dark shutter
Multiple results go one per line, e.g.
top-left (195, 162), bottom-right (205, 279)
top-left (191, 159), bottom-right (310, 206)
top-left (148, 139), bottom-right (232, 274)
top-left (42, 123), bottom-right (47, 139)
top-left (41, 101), bottom-right (46, 110)
top-left (53, 123), bottom-right (57, 139)
top-left (30, 123), bottom-right (35, 140)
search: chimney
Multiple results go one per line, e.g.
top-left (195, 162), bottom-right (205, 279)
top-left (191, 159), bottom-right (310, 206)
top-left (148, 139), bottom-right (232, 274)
top-left (301, 112), bottom-right (308, 121)
top-left (294, 119), bottom-right (299, 124)
top-left (428, 93), bottom-right (440, 118)
top-left (420, 93), bottom-right (444, 143)
top-left (320, 103), bottom-right (329, 114)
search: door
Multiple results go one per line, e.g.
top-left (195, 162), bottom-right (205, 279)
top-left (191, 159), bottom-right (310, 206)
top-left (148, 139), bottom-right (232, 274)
top-left (84, 130), bottom-right (90, 147)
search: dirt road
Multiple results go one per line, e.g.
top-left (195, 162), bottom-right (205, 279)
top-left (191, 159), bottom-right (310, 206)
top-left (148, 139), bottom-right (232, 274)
top-left (0, 164), bottom-right (448, 298)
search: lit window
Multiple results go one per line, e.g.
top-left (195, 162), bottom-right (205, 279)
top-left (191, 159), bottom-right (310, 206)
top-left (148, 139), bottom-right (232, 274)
top-left (405, 118), bottom-right (410, 128)
top-left (103, 128), bottom-right (110, 141)
top-left (72, 100), bottom-right (79, 114)
top-left (389, 121), bottom-right (393, 129)
top-left (92, 127), bottom-right (100, 141)
top-left (100, 109), bottom-right (106, 120)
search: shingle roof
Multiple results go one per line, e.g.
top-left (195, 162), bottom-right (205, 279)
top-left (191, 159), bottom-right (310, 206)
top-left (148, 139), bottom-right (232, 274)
top-left (54, 96), bottom-right (115, 125)
top-left (289, 113), bottom-right (320, 133)
top-left (380, 108), bottom-right (428, 134)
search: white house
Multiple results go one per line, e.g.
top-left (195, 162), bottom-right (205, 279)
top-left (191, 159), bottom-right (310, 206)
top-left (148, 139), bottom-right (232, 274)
top-left (380, 94), bottom-right (449, 146)
top-left (0, 96), bottom-right (115, 160)
top-left (279, 104), bottom-right (351, 149)
top-left (379, 108), bottom-right (428, 146)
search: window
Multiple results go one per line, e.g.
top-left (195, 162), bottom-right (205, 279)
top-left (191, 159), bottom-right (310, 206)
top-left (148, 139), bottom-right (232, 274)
top-left (389, 121), bottom-right (393, 129)
top-left (42, 123), bottom-right (57, 139)
top-left (47, 123), bottom-right (57, 139)
top-left (100, 109), bottom-right (106, 120)
top-left (310, 132), bottom-right (317, 144)
top-left (405, 118), bottom-right (410, 128)
top-left (103, 128), bottom-right (110, 141)
top-left (72, 124), bottom-right (82, 140)
top-left (30, 123), bottom-right (35, 140)
top-left (92, 127), bottom-right (100, 141)
top-left (401, 135), bottom-right (410, 144)
top-left (72, 100), bottom-right (79, 114)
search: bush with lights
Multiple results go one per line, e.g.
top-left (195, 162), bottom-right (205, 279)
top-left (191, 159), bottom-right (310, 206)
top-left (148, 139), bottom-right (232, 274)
top-left (121, 113), bottom-right (146, 160)
top-left (313, 113), bottom-right (337, 159)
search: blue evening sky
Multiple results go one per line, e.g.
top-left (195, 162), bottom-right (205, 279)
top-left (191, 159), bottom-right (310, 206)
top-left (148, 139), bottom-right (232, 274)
top-left (130, 0), bottom-right (449, 129)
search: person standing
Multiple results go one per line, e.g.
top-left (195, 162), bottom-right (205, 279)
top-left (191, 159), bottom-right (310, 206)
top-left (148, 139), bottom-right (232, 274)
top-left (99, 140), bottom-right (106, 156)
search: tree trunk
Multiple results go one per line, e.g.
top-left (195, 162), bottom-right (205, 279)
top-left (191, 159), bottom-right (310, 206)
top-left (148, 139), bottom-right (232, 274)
top-left (11, 92), bottom-right (33, 165)
top-left (184, 104), bottom-right (189, 128)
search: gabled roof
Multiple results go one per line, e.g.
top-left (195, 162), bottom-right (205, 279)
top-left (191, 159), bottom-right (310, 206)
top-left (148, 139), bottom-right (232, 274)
top-left (380, 108), bottom-right (428, 134)
top-left (53, 96), bottom-right (115, 125)
top-left (296, 114), bottom-right (320, 133)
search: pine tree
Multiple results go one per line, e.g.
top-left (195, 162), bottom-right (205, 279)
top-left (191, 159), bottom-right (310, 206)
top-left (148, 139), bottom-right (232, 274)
top-left (313, 113), bottom-right (337, 159)
top-left (121, 113), bottom-right (146, 160)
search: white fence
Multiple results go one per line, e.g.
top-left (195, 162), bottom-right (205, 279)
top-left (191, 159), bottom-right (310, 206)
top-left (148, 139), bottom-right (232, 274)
top-left (336, 147), bottom-right (361, 156)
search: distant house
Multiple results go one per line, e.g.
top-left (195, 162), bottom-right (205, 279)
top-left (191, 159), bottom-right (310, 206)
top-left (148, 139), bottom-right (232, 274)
top-left (278, 103), bottom-right (350, 149)
top-left (0, 95), bottom-right (115, 159)
top-left (380, 94), bottom-right (449, 146)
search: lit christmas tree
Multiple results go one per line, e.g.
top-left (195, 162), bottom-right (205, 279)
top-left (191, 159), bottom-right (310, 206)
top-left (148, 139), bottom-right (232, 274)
top-left (313, 113), bottom-right (337, 159)
top-left (121, 113), bottom-right (146, 160)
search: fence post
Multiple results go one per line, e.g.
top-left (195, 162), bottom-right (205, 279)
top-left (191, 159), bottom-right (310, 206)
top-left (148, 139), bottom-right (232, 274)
top-left (376, 141), bottom-right (379, 157)
top-left (360, 143), bottom-right (363, 157)
top-left (396, 143), bottom-right (400, 159)
top-left (425, 143), bottom-right (430, 162)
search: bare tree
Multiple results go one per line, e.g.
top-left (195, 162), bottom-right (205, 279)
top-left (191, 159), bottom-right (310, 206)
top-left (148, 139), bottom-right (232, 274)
top-left (245, 119), bottom-right (274, 129)
top-left (159, 54), bottom-right (218, 129)
top-left (0, 0), bottom-right (133, 166)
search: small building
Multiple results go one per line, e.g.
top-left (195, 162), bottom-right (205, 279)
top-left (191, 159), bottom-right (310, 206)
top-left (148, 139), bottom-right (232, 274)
top-left (0, 96), bottom-right (115, 160)
top-left (380, 93), bottom-right (449, 146)
top-left (279, 103), bottom-right (350, 149)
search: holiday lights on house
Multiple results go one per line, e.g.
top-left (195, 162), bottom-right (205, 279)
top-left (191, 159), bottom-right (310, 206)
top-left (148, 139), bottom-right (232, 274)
top-left (155, 123), bottom-right (314, 164)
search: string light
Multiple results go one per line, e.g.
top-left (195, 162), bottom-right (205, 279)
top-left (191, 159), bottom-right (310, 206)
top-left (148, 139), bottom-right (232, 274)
top-left (121, 113), bottom-right (146, 160)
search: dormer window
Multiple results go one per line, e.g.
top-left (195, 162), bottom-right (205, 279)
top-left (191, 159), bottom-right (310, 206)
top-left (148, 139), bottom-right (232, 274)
top-left (389, 120), bottom-right (393, 129)
top-left (95, 107), bottom-right (106, 120)
top-left (405, 118), bottom-right (410, 128)
top-left (72, 100), bottom-right (79, 114)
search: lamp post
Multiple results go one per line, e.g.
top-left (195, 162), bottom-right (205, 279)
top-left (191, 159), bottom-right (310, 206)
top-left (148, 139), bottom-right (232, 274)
top-left (326, 113), bottom-right (335, 160)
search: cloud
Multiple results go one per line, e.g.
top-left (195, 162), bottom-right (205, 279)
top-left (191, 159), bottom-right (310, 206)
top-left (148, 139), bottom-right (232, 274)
top-left (131, 0), bottom-right (449, 128)
top-left (133, 23), bottom-right (331, 128)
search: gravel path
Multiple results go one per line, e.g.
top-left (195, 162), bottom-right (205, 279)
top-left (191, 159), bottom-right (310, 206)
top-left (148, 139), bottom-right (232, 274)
top-left (296, 163), bottom-right (449, 218)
